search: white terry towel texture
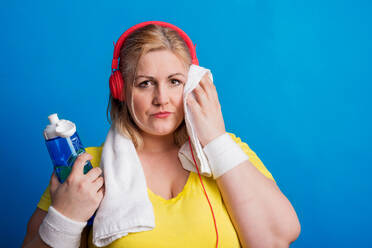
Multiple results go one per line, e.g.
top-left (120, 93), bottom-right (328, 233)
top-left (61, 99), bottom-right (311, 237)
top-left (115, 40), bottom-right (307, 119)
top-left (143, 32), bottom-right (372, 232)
top-left (93, 65), bottom-right (214, 247)
top-left (178, 64), bottom-right (213, 177)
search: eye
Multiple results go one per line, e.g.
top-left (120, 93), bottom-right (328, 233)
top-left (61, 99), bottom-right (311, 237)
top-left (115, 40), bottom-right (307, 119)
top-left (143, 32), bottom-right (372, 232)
top-left (138, 80), bottom-right (152, 88)
top-left (171, 79), bottom-right (182, 86)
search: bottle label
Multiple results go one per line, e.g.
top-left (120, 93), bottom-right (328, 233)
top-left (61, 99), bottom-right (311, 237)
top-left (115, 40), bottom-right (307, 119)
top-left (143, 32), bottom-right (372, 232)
top-left (45, 132), bottom-right (92, 183)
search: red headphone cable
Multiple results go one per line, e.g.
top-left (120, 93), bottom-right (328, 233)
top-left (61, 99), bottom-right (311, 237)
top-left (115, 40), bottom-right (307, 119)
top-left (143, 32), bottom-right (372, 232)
top-left (188, 137), bottom-right (219, 248)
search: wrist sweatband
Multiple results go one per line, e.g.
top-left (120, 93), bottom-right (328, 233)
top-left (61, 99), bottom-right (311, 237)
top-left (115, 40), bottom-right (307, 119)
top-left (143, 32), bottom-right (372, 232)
top-left (39, 206), bottom-right (87, 248)
top-left (203, 133), bottom-right (249, 179)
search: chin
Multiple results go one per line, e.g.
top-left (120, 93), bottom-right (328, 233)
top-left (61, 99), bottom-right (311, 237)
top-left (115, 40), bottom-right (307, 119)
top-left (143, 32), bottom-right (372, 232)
top-left (153, 129), bottom-right (176, 136)
top-left (148, 125), bottom-right (178, 136)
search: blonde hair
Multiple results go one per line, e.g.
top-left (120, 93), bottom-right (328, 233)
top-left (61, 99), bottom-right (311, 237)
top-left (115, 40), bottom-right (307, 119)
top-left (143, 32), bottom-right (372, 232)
top-left (106, 24), bottom-right (192, 151)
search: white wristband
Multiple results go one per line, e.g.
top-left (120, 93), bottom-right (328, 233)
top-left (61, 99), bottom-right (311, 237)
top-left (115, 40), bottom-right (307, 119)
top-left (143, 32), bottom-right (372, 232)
top-left (39, 206), bottom-right (87, 248)
top-left (203, 133), bottom-right (249, 179)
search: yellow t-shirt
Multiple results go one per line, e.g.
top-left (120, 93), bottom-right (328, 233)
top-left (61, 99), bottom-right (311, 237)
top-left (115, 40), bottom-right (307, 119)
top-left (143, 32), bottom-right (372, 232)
top-left (37, 132), bottom-right (275, 248)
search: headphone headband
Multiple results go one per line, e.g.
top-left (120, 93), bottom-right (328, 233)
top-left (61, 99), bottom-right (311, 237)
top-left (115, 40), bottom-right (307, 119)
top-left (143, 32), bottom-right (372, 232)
top-left (111, 21), bottom-right (199, 71)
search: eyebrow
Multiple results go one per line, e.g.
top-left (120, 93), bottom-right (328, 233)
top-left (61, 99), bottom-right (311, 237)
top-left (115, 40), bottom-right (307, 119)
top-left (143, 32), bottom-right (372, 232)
top-left (135, 72), bottom-right (186, 80)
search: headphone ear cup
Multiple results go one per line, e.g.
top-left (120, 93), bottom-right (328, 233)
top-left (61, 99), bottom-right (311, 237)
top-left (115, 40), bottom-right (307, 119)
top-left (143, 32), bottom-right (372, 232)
top-left (109, 70), bottom-right (125, 102)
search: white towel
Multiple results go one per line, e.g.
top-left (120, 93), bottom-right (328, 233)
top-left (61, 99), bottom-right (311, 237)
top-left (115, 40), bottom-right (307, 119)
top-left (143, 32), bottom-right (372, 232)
top-left (178, 64), bottom-right (214, 177)
top-left (92, 64), bottom-right (214, 247)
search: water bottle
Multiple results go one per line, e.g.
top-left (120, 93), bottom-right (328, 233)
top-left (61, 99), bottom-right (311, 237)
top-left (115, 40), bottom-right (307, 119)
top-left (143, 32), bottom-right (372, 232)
top-left (43, 113), bottom-right (95, 225)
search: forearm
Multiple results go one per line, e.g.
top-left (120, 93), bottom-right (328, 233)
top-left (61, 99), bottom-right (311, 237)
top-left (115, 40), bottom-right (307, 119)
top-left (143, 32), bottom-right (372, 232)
top-left (22, 208), bottom-right (50, 248)
top-left (23, 206), bottom-right (86, 248)
top-left (216, 160), bottom-right (300, 248)
top-left (23, 234), bottom-right (51, 248)
top-left (23, 225), bottom-right (87, 248)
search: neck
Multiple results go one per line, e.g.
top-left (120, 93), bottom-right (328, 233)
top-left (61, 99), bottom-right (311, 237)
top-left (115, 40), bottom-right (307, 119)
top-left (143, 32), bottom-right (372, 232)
top-left (139, 131), bottom-right (177, 154)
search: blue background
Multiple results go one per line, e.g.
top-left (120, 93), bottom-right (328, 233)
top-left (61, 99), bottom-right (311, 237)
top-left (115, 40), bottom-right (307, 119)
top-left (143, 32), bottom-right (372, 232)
top-left (1, 0), bottom-right (371, 247)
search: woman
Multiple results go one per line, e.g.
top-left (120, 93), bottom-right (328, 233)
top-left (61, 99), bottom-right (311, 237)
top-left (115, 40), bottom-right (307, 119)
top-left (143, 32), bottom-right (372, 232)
top-left (23, 22), bottom-right (300, 247)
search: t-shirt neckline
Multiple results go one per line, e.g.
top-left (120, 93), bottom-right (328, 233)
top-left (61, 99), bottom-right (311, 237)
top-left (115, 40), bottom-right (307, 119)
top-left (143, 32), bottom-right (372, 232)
top-left (147, 172), bottom-right (194, 203)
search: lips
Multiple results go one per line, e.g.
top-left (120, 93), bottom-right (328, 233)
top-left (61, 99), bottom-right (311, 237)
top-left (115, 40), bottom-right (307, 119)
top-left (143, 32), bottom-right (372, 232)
top-left (152, 111), bottom-right (171, 118)
top-left (153, 111), bottom-right (171, 115)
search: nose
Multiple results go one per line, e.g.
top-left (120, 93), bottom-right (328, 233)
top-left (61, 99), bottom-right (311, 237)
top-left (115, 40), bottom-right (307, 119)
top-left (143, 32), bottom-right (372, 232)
top-left (152, 83), bottom-right (170, 106)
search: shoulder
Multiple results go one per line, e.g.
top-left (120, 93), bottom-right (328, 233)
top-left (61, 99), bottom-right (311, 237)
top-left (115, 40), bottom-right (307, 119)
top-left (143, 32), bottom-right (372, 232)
top-left (226, 131), bottom-right (260, 157)
top-left (226, 132), bottom-right (250, 151)
top-left (226, 131), bottom-right (275, 182)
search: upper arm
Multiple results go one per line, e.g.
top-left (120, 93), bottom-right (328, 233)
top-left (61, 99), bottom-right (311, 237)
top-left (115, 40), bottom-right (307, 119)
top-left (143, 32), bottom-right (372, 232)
top-left (22, 207), bottom-right (47, 247)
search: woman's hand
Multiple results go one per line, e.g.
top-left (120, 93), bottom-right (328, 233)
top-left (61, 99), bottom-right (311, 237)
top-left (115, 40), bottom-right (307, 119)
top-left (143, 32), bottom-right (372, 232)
top-left (186, 73), bottom-right (227, 147)
top-left (49, 153), bottom-right (105, 222)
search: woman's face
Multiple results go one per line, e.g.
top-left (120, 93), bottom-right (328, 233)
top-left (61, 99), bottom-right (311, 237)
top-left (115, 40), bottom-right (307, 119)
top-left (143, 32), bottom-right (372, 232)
top-left (127, 49), bottom-right (188, 137)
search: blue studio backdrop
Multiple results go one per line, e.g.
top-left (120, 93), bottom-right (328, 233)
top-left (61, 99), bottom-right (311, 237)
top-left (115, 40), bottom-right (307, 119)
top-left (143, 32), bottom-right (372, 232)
top-left (1, 0), bottom-right (371, 247)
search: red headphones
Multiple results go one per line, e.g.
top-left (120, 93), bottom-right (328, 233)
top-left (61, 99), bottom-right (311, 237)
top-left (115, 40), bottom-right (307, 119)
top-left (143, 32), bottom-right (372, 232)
top-left (109, 21), bottom-right (199, 102)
